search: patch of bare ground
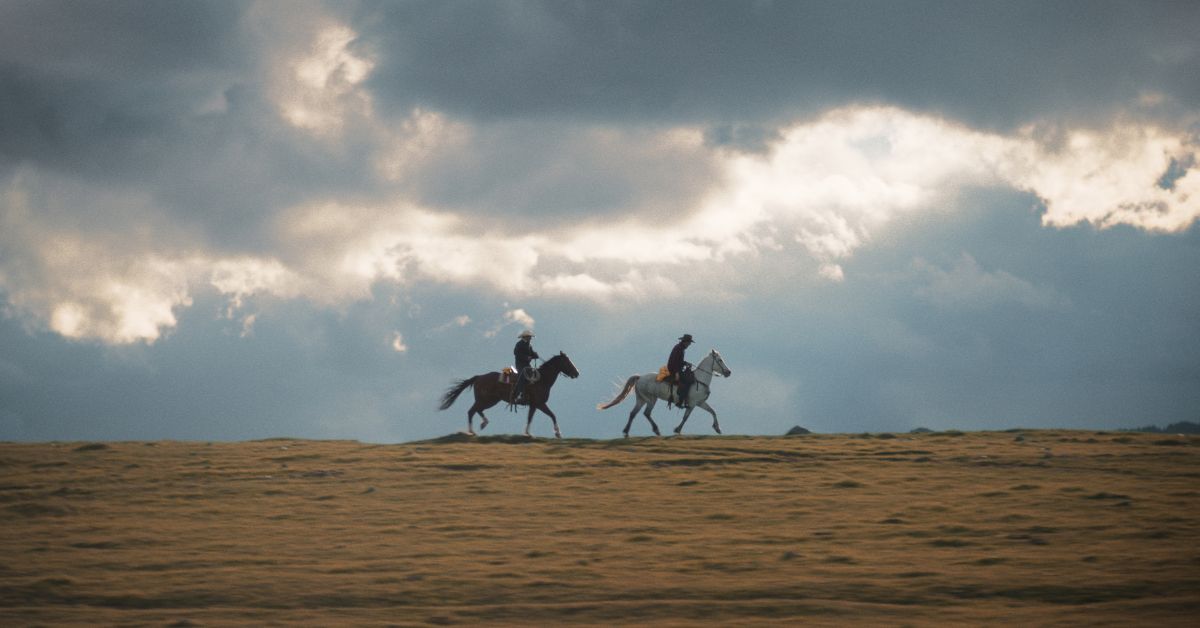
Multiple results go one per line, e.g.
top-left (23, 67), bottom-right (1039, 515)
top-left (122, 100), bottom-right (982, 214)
top-left (2, 431), bottom-right (1198, 625)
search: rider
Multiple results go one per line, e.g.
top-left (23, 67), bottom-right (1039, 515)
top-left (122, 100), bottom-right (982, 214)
top-left (667, 334), bottom-right (694, 406)
top-left (513, 329), bottom-right (540, 403)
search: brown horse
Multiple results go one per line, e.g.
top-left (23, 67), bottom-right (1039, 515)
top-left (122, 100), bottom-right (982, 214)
top-left (438, 352), bottom-right (580, 438)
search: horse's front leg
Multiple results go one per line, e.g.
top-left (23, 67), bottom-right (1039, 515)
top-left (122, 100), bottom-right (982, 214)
top-left (698, 400), bottom-right (721, 435)
top-left (537, 403), bottom-right (562, 439)
top-left (673, 405), bottom-right (696, 435)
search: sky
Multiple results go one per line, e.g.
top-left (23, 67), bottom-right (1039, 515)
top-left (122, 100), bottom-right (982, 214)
top-left (1, 0), bottom-right (1198, 442)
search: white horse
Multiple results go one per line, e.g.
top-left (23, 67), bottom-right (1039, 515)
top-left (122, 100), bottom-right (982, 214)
top-left (597, 349), bottom-right (732, 437)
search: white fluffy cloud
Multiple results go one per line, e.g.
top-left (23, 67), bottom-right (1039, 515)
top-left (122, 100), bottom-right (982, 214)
top-left (1003, 123), bottom-right (1199, 232)
top-left (390, 331), bottom-right (407, 353)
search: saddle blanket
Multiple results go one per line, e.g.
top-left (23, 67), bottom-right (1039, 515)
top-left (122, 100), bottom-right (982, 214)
top-left (656, 365), bottom-right (671, 382)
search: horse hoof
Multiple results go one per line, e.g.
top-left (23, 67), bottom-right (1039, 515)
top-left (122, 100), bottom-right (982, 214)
top-left (713, 425), bottom-right (722, 435)
top-left (555, 432), bottom-right (562, 439)
top-left (480, 420), bottom-right (489, 430)
top-left (622, 432), bottom-right (629, 438)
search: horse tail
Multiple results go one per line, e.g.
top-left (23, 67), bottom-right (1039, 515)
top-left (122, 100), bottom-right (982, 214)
top-left (438, 376), bottom-right (477, 411)
top-left (597, 375), bottom-right (640, 410)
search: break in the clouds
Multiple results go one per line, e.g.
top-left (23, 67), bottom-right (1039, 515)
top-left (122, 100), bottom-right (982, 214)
top-left (1, 1), bottom-right (1198, 441)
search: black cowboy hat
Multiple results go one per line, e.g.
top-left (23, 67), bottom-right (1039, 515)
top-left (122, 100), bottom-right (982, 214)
top-left (679, 334), bottom-right (693, 343)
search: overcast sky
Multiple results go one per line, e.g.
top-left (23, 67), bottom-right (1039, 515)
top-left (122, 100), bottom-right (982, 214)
top-left (2, 0), bottom-right (1198, 442)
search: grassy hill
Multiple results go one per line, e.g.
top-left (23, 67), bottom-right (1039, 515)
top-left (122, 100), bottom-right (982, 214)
top-left (2, 430), bottom-right (1198, 626)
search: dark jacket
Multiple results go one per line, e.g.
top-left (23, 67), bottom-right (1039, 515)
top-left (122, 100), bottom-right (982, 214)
top-left (667, 341), bottom-right (690, 375)
top-left (514, 339), bottom-right (539, 368)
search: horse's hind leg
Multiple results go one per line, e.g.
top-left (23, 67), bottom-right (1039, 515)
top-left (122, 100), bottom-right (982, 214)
top-left (642, 398), bottom-right (662, 436)
top-left (623, 398), bottom-right (645, 437)
top-left (466, 386), bottom-right (492, 435)
top-left (466, 398), bottom-right (492, 435)
top-left (466, 403), bottom-right (478, 435)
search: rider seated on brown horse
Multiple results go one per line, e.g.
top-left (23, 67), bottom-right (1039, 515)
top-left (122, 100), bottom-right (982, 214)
top-left (667, 333), bottom-right (695, 407)
top-left (512, 329), bottom-right (540, 404)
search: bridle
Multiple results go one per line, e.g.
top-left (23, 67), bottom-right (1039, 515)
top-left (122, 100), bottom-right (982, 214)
top-left (692, 350), bottom-right (727, 390)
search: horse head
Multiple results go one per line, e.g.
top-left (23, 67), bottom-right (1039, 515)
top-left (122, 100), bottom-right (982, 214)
top-left (709, 349), bottom-right (732, 377)
top-left (543, 352), bottom-right (580, 379)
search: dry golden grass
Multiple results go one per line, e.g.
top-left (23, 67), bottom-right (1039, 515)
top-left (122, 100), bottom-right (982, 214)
top-left (2, 430), bottom-right (1198, 626)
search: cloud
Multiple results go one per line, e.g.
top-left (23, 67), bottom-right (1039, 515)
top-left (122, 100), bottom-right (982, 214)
top-left (278, 24), bottom-right (375, 134)
top-left (359, 1), bottom-right (1200, 129)
top-left (506, 308), bottom-right (535, 329)
top-left (3, 102), bottom-right (1196, 345)
top-left (390, 331), bottom-right (407, 353)
top-left (1, 6), bottom-right (1197, 347)
top-left (1002, 123), bottom-right (1200, 232)
top-left (428, 314), bottom-right (471, 335)
top-left (913, 254), bottom-right (1070, 311)
top-left (482, 308), bottom-right (536, 339)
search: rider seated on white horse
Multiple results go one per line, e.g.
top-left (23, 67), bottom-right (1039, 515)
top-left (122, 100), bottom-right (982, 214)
top-left (667, 333), bottom-right (694, 406)
top-left (513, 330), bottom-right (539, 403)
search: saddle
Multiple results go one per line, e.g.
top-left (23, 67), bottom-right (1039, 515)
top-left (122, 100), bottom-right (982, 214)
top-left (500, 367), bottom-right (517, 385)
top-left (500, 366), bottom-right (541, 385)
top-left (657, 365), bottom-right (693, 408)
top-left (503, 365), bottom-right (541, 410)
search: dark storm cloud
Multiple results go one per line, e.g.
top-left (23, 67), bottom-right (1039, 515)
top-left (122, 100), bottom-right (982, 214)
top-left (0, 0), bottom-right (385, 252)
top-left (0, 0), bottom-right (248, 163)
top-left (360, 0), bottom-right (1199, 129)
top-left (393, 120), bottom-right (719, 226)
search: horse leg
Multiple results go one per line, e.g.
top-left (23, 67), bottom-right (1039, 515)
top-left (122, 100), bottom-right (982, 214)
top-left (642, 398), bottom-right (662, 436)
top-left (525, 403), bottom-right (536, 437)
top-left (673, 405), bottom-right (696, 435)
top-left (470, 386), bottom-right (498, 434)
top-left (537, 403), bottom-right (562, 439)
top-left (698, 400), bottom-right (721, 434)
top-left (623, 399), bottom-right (642, 438)
top-left (465, 399), bottom-right (481, 436)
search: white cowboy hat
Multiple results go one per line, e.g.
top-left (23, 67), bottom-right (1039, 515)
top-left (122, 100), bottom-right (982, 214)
top-left (518, 330), bottom-right (535, 338)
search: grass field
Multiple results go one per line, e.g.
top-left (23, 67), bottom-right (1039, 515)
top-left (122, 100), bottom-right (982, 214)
top-left (2, 430), bottom-right (1198, 626)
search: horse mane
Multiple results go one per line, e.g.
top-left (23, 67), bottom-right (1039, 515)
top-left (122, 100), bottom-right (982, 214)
top-left (539, 352), bottom-right (564, 371)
